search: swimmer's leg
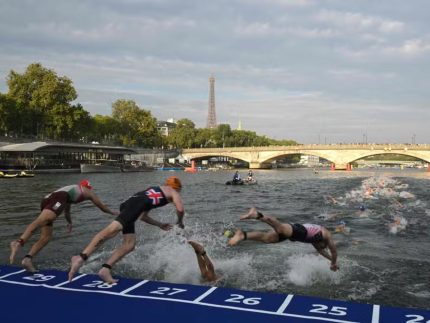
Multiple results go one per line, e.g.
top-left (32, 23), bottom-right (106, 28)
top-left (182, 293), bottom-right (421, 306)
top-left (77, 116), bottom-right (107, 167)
top-left (189, 241), bottom-right (216, 282)
top-left (22, 223), bottom-right (53, 272)
top-left (10, 209), bottom-right (56, 265)
top-left (68, 221), bottom-right (122, 281)
top-left (9, 241), bottom-right (22, 265)
top-left (98, 233), bottom-right (136, 284)
top-left (228, 229), bottom-right (278, 246)
top-left (240, 207), bottom-right (260, 220)
top-left (258, 214), bottom-right (292, 237)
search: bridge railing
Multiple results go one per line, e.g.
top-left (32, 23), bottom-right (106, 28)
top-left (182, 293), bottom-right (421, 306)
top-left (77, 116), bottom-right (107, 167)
top-left (183, 144), bottom-right (430, 153)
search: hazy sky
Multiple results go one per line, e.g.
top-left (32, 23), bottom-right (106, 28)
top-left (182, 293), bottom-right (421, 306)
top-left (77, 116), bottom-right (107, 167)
top-left (0, 0), bottom-right (429, 144)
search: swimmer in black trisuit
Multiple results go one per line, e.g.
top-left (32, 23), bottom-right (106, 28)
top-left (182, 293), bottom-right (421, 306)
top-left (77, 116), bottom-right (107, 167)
top-left (9, 180), bottom-right (118, 272)
top-left (228, 207), bottom-right (339, 271)
top-left (68, 176), bottom-right (185, 284)
top-left (188, 241), bottom-right (217, 283)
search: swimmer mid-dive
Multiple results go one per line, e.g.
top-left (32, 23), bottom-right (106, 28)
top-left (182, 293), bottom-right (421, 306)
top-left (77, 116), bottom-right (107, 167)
top-left (68, 176), bottom-right (185, 284)
top-left (188, 240), bottom-right (217, 283)
top-left (9, 180), bottom-right (118, 272)
top-left (228, 207), bottom-right (339, 272)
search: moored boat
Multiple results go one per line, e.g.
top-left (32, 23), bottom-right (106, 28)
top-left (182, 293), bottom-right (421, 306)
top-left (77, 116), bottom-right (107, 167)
top-left (80, 163), bottom-right (122, 173)
top-left (16, 171), bottom-right (35, 178)
top-left (121, 160), bottom-right (154, 172)
top-left (0, 171), bottom-right (18, 178)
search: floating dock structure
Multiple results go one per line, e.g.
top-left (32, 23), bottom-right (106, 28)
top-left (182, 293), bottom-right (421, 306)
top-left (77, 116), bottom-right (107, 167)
top-left (0, 265), bottom-right (428, 323)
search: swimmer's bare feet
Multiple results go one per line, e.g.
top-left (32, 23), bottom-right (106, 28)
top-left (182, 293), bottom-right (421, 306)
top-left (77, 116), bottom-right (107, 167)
top-left (9, 240), bottom-right (21, 264)
top-left (98, 267), bottom-right (118, 284)
top-left (240, 207), bottom-right (260, 220)
top-left (228, 229), bottom-right (245, 246)
top-left (68, 255), bottom-right (84, 281)
top-left (188, 240), bottom-right (205, 255)
top-left (22, 257), bottom-right (38, 273)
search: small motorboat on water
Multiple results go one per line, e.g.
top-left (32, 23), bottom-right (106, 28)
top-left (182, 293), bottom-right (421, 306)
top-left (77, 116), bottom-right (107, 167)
top-left (226, 179), bottom-right (244, 185)
top-left (244, 178), bottom-right (257, 185)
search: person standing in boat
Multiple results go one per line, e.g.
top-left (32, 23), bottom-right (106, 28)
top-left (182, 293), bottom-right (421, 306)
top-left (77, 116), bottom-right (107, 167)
top-left (9, 180), bottom-right (118, 272)
top-left (232, 171), bottom-right (241, 184)
top-left (228, 207), bottom-right (339, 272)
top-left (247, 170), bottom-right (254, 182)
top-left (68, 176), bottom-right (185, 284)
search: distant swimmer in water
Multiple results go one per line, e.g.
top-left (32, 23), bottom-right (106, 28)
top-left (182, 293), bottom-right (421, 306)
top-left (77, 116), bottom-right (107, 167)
top-left (188, 240), bottom-right (218, 283)
top-left (389, 216), bottom-right (407, 234)
top-left (68, 176), bottom-right (185, 284)
top-left (9, 180), bottom-right (118, 272)
top-left (356, 205), bottom-right (369, 218)
top-left (228, 207), bottom-right (339, 272)
top-left (391, 199), bottom-right (404, 210)
top-left (325, 195), bottom-right (339, 205)
top-left (335, 221), bottom-right (350, 235)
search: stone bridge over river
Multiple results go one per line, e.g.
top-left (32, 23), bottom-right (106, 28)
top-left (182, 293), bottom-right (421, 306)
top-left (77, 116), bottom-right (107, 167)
top-left (182, 144), bottom-right (430, 170)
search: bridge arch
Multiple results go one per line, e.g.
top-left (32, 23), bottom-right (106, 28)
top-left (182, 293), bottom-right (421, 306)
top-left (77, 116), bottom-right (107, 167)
top-left (184, 152), bottom-right (251, 164)
top-left (260, 151), bottom-right (335, 164)
top-left (345, 151), bottom-right (430, 164)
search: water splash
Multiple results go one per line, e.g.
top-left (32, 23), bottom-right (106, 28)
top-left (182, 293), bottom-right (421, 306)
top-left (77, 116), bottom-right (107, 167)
top-left (286, 254), bottom-right (343, 286)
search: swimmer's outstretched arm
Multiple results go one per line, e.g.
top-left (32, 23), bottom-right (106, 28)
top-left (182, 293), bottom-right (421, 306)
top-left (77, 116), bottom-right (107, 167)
top-left (313, 233), bottom-right (339, 271)
top-left (88, 191), bottom-right (119, 216)
top-left (140, 212), bottom-right (172, 231)
top-left (64, 204), bottom-right (72, 233)
top-left (314, 246), bottom-right (332, 261)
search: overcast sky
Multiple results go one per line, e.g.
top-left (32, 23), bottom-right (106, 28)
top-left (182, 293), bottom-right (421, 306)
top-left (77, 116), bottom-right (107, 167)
top-left (0, 0), bottom-right (429, 144)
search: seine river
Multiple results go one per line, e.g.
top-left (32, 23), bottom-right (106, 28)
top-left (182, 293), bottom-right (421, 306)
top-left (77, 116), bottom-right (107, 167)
top-left (0, 168), bottom-right (429, 309)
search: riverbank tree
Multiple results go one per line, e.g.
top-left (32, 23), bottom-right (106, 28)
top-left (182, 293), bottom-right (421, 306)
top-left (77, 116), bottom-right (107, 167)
top-left (0, 62), bottom-right (297, 148)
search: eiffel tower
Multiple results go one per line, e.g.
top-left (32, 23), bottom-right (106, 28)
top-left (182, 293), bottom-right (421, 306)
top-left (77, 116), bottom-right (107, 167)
top-left (206, 75), bottom-right (217, 128)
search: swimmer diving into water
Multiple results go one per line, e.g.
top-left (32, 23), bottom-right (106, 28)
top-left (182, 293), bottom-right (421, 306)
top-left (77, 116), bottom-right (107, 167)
top-left (9, 180), bottom-right (118, 272)
top-left (68, 176), bottom-right (185, 284)
top-left (228, 207), bottom-right (339, 272)
top-left (188, 240), bottom-right (217, 283)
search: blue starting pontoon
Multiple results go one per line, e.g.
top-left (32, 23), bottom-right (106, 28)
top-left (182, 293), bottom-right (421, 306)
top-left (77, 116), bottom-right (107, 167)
top-left (0, 265), bottom-right (428, 323)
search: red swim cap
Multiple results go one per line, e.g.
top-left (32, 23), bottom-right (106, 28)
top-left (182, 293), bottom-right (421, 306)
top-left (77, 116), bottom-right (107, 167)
top-left (79, 179), bottom-right (93, 189)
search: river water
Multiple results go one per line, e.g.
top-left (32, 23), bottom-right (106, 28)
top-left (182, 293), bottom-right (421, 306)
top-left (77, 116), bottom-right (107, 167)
top-left (0, 168), bottom-right (429, 309)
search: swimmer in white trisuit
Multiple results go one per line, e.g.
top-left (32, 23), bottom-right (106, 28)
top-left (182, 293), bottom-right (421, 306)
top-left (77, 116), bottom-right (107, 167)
top-left (9, 180), bottom-right (118, 272)
top-left (228, 207), bottom-right (339, 272)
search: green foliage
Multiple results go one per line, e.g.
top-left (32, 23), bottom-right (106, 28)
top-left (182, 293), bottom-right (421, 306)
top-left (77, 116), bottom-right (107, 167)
top-left (1, 62), bottom-right (297, 147)
top-left (363, 154), bottom-right (419, 161)
top-left (0, 93), bottom-right (22, 135)
top-left (167, 118), bottom-right (197, 148)
top-left (91, 114), bottom-right (121, 144)
top-left (6, 63), bottom-right (77, 138)
top-left (112, 99), bottom-right (161, 147)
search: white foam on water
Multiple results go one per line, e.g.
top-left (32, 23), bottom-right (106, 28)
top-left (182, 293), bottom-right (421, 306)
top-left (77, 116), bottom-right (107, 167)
top-left (406, 283), bottom-right (430, 298)
top-left (348, 285), bottom-right (379, 301)
top-left (388, 216), bottom-right (408, 234)
top-left (399, 191), bottom-right (415, 199)
top-left (116, 223), bottom-right (257, 286)
top-left (286, 253), bottom-right (343, 286)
